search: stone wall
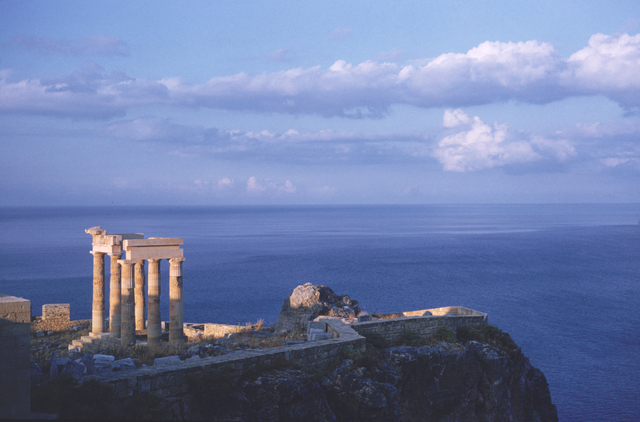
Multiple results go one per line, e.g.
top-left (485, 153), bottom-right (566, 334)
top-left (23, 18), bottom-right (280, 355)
top-left (81, 308), bottom-right (487, 409)
top-left (351, 306), bottom-right (488, 345)
top-left (42, 303), bottom-right (70, 321)
top-left (82, 319), bottom-right (366, 401)
top-left (0, 293), bottom-right (31, 419)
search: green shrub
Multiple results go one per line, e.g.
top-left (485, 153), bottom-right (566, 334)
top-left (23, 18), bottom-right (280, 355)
top-left (456, 324), bottom-right (518, 351)
top-left (433, 327), bottom-right (456, 343)
top-left (401, 329), bottom-right (423, 346)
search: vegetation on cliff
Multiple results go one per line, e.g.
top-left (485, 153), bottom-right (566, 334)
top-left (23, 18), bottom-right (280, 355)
top-left (33, 327), bottom-right (557, 421)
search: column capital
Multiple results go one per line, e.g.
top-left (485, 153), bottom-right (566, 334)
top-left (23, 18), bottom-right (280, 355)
top-left (168, 257), bottom-right (185, 263)
top-left (90, 251), bottom-right (106, 256)
top-left (108, 252), bottom-right (123, 258)
top-left (118, 259), bottom-right (138, 265)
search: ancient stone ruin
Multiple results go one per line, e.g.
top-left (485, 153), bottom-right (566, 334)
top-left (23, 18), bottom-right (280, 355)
top-left (86, 226), bottom-right (185, 347)
top-left (274, 283), bottom-right (360, 334)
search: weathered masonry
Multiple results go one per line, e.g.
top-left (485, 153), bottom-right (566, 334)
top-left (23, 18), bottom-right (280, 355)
top-left (0, 293), bottom-right (31, 419)
top-left (81, 307), bottom-right (488, 406)
top-left (86, 226), bottom-right (185, 347)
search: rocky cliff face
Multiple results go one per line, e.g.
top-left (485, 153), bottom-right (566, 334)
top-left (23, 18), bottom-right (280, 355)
top-left (185, 341), bottom-right (557, 422)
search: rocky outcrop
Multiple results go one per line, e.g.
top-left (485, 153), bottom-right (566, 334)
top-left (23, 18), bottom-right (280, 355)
top-left (275, 284), bottom-right (360, 334)
top-left (183, 341), bottom-right (557, 422)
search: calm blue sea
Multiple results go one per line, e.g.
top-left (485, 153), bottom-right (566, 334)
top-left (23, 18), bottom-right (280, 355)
top-left (1, 204), bottom-right (639, 421)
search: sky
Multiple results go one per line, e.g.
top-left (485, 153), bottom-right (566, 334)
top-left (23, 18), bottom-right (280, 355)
top-left (1, 0), bottom-right (639, 205)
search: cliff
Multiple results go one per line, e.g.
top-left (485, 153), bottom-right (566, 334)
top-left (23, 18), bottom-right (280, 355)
top-left (182, 341), bottom-right (557, 422)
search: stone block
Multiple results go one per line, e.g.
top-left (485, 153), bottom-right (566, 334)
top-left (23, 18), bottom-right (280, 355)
top-left (154, 356), bottom-right (182, 366)
top-left (63, 360), bottom-right (86, 379)
top-left (82, 354), bottom-right (96, 375)
top-left (114, 358), bottom-right (136, 372)
top-left (139, 379), bottom-right (151, 392)
top-left (42, 304), bottom-right (70, 321)
top-left (357, 314), bottom-right (372, 322)
top-left (50, 357), bottom-right (70, 377)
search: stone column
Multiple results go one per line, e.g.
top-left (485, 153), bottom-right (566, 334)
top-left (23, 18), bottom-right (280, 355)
top-left (169, 257), bottom-right (185, 344)
top-left (147, 259), bottom-right (162, 347)
top-left (109, 253), bottom-right (122, 338)
top-left (118, 260), bottom-right (136, 347)
top-left (91, 251), bottom-right (106, 334)
top-left (134, 260), bottom-right (146, 331)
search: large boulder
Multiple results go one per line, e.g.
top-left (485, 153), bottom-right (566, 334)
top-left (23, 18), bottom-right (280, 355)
top-left (274, 284), bottom-right (360, 334)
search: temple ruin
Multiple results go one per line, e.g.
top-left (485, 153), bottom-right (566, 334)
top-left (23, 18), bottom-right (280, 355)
top-left (85, 226), bottom-right (185, 347)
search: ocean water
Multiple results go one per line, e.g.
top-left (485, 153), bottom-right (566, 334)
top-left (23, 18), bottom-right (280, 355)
top-left (1, 204), bottom-right (639, 421)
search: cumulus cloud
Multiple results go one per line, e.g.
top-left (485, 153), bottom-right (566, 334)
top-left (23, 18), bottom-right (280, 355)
top-left (11, 35), bottom-right (129, 57)
top-left (217, 177), bottom-right (234, 189)
top-left (2, 32), bottom-right (639, 118)
top-left (434, 110), bottom-right (575, 172)
top-left (246, 177), bottom-right (296, 195)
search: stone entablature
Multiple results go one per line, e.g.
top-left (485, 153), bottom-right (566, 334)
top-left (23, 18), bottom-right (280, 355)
top-left (86, 226), bottom-right (185, 347)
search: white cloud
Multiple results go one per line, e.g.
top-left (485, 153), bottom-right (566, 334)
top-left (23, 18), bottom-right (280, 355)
top-left (246, 176), bottom-right (267, 193)
top-left (601, 157), bottom-right (635, 167)
top-left (567, 33), bottom-right (640, 90)
top-left (434, 110), bottom-right (575, 172)
top-left (443, 108), bottom-right (472, 127)
top-left (246, 177), bottom-right (296, 195)
top-left (217, 177), bottom-right (234, 189)
top-left (3, 32), bottom-right (640, 118)
top-left (279, 180), bottom-right (296, 194)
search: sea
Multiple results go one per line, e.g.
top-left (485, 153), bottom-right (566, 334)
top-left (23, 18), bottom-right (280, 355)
top-left (1, 204), bottom-right (638, 421)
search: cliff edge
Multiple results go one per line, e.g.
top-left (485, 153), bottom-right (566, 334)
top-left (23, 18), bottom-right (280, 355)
top-left (184, 340), bottom-right (558, 422)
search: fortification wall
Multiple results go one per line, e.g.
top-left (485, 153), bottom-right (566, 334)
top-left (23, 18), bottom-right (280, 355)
top-left (82, 319), bottom-right (366, 400)
top-left (351, 306), bottom-right (488, 345)
top-left (0, 293), bottom-right (31, 419)
top-left (82, 307), bottom-right (487, 405)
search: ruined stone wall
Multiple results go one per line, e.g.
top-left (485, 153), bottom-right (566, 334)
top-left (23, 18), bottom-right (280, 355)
top-left (82, 319), bottom-right (366, 401)
top-left (80, 308), bottom-right (488, 417)
top-left (42, 303), bottom-right (70, 321)
top-left (0, 293), bottom-right (31, 419)
top-left (203, 323), bottom-right (243, 338)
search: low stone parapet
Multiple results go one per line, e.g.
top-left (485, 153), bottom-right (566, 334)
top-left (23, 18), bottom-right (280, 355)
top-left (350, 306), bottom-right (488, 344)
top-left (81, 319), bottom-right (366, 399)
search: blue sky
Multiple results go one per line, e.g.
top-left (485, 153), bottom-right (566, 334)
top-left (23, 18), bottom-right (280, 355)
top-left (1, 0), bottom-right (639, 205)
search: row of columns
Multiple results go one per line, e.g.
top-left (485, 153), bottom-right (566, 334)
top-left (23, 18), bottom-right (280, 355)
top-left (91, 252), bottom-right (184, 347)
